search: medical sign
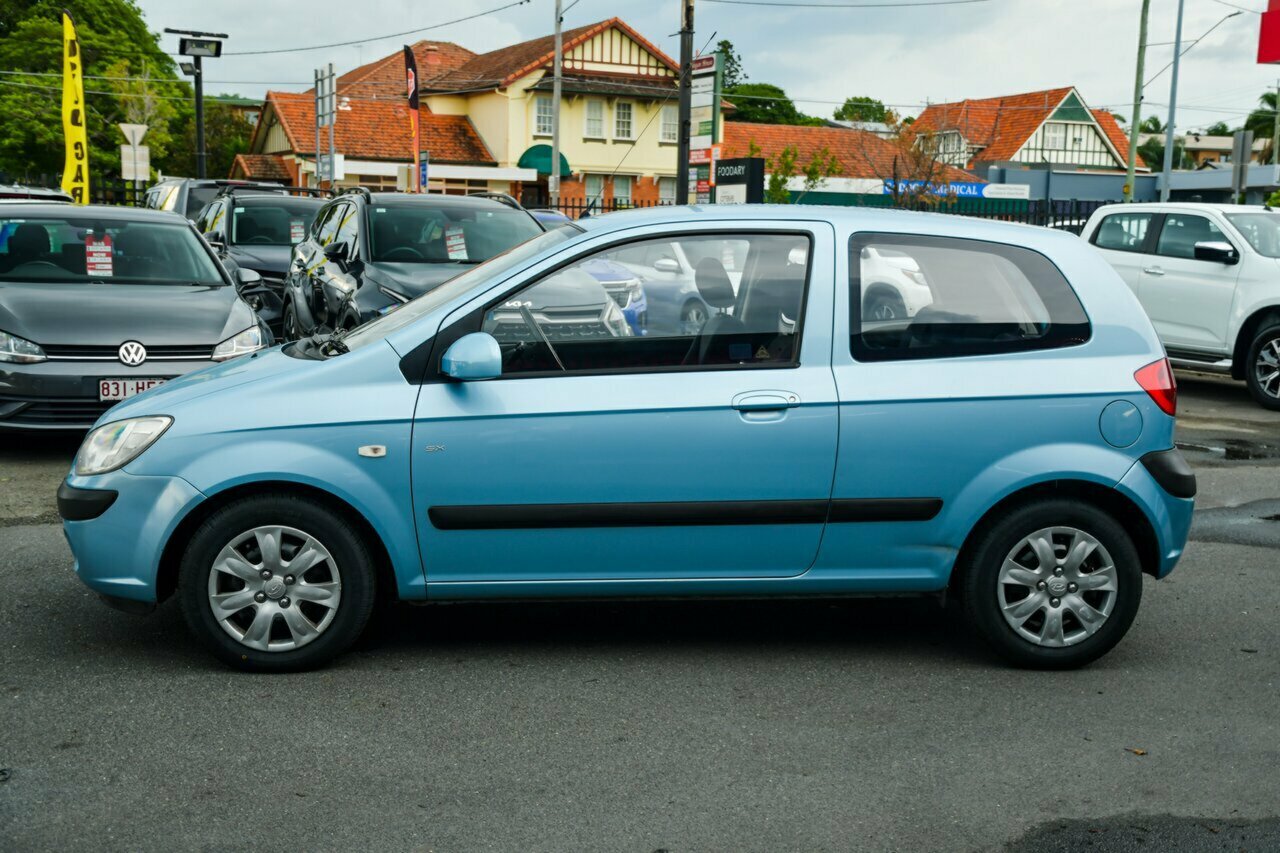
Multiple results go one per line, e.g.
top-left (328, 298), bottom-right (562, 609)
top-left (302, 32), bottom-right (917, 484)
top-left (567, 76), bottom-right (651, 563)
top-left (883, 180), bottom-right (1030, 200)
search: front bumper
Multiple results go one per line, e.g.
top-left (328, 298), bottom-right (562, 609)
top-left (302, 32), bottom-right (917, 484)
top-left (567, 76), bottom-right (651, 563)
top-left (60, 469), bottom-right (206, 604)
top-left (0, 358), bottom-right (213, 430)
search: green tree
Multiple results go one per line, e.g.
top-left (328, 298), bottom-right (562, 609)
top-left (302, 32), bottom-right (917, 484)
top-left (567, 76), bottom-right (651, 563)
top-left (725, 82), bottom-right (823, 126)
top-left (0, 1), bottom-right (186, 183)
top-left (716, 39), bottom-right (745, 89)
top-left (753, 142), bottom-right (841, 203)
top-left (165, 98), bottom-right (254, 179)
top-left (833, 96), bottom-right (887, 123)
top-left (1138, 136), bottom-right (1190, 171)
top-left (1203, 121), bottom-right (1232, 136)
top-left (1245, 91), bottom-right (1277, 142)
top-left (1139, 115), bottom-right (1165, 134)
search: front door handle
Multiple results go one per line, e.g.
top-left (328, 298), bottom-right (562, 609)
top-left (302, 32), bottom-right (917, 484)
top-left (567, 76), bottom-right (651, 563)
top-left (732, 391), bottom-right (799, 411)
top-left (1142, 266), bottom-right (1165, 276)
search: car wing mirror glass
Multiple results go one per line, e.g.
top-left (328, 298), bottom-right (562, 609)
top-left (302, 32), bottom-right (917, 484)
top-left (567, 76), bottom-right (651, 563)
top-left (441, 332), bottom-right (502, 381)
top-left (653, 257), bottom-right (680, 273)
top-left (1193, 241), bottom-right (1239, 265)
top-left (323, 241), bottom-right (349, 262)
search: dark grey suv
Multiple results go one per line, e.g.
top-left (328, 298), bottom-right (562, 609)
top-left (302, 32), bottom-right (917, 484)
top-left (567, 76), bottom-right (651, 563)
top-left (0, 204), bottom-right (268, 430)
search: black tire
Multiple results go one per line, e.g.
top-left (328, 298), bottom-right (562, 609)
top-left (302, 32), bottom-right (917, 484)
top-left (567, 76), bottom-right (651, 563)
top-left (1244, 322), bottom-right (1280, 411)
top-left (681, 299), bottom-right (709, 332)
top-left (864, 288), bottom-right (907, 322)
top-left (281, 299), bottom-right (302, 342)
top-left (178, 494), bottom-right (377, 672)
top-left (959, 499), bottom-right (1143, 669)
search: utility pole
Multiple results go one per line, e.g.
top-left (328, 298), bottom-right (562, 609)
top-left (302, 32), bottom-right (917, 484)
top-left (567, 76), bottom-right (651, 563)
top-left (675, 0), bottom-right (695, 204)
top-left (549, 0), bottom-right (563, 209)
top-left (1124, 0), bottom-right (1151, 203)
top-left (166, 28), bottom-right (226, 180)
top-left (1160, 0), bottom-right (1186, 202)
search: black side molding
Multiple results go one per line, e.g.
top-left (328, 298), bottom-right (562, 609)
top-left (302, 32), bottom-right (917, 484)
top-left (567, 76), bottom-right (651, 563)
top-left (56, 482), bottom-right (118, 521)
top-left (1140, 449), bottom-right (1197, 499)
top-left (428, 497), bottom-right (944, 530)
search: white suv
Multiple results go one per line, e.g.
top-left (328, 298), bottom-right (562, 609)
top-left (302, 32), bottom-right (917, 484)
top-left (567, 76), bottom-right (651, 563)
top-left (1082, 203), bottom-right (1280, 409)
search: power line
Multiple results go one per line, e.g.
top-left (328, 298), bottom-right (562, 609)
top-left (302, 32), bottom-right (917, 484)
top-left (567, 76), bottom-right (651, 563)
top-left (1144, 11), bottom-right (1243, 88)
top-left (219, 0), bottom-right (531, 55)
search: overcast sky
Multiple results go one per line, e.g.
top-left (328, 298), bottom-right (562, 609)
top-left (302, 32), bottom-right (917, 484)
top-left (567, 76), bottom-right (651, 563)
top-left (134, 0), bottom-right (1272, 133)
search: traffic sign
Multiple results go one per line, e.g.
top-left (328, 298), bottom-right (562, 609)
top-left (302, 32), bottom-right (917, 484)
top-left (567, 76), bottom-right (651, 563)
top-left (118, 123), bottom-right (147, 147)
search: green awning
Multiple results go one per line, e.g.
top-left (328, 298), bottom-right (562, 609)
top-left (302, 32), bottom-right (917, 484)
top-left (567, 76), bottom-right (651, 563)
top-left (517, 144), bottom-right (571, 178)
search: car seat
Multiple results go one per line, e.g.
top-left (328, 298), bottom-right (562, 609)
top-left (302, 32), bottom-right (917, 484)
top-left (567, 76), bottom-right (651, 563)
top-left (686, 257), bottom-right (745, 365)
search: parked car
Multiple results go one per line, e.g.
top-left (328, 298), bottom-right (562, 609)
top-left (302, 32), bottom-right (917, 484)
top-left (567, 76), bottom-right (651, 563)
top-left (193, 188), bottom-right (327, 338)
top-left (282, 189), bottom-right (543, 338)
top-left (605, 236), bottom-right (749, 335)
top-left (60, 205), bottom-right (1194, 672)
top-left (0, 203), bottom-right (268, 430)
top-left (144, 178), bottom-right (290, 222)
top-left (527, 208), bottom-right (573, 227)
top-left (1082, 202), bottom-right (1280, 409)
top-left (0, 184), bottom-right (72, 202)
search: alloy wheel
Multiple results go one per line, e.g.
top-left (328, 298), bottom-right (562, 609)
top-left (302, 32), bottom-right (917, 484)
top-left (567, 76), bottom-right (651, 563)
top-left (206, 525), bottom-right (342, 652)
top-left (1254, 336), bottom-right (1280, 400)
top-left (996, 526), bottom-right (1118, 648)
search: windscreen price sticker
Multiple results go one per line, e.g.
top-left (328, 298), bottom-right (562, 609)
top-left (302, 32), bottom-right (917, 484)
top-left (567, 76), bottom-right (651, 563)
top-left (444, 226), bottom-right (468, 260)
top-left (85, 235), bottom-right (113, 277)
top-left (290, 220), bottom-right (306, 243)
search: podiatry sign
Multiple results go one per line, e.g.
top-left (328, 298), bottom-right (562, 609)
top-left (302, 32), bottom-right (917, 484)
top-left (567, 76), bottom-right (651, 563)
top-left (61, 10), bottom-right (89, 204)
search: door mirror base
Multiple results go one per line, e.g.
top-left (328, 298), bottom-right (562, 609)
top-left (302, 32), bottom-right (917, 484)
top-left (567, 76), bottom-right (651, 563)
top-left (441, 332), bottom-right (503, 381)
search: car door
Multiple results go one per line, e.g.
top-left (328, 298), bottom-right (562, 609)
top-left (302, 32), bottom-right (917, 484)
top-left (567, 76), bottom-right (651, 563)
top-left (410, 223), bottom-right (839, 586)
top-left (317, 201), bottom-right (362, 326)
top-left (1138, 211), bottom-right (1241, 353)
top-left (1088, 210), bottom-right (1155, 298)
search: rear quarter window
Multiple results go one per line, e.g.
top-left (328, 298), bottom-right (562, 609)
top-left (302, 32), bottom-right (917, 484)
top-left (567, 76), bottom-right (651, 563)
top-left (1092, 212), bottom-right (1153, 253)
top-left (850, 233), bottom-right (1090, 362)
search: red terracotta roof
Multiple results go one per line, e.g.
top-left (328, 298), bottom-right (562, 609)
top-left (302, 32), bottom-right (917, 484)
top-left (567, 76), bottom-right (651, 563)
top-left (912, 87), bottom-right (1075, 163)
top-left (336, 40), bottom-right (475, 102)
top-left (422, 18), bottom-right (677, 91)
top-left (263, 91), bottom-right (494, 164)
top-left (722, 121), bottom-right (978, 184)
top-left (229, 153), bottom-right (291, 181)
top-left (1093, 109), bottom-right (1147, 170)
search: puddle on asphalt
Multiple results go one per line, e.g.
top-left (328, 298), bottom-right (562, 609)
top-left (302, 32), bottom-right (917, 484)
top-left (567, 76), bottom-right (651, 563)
top-left (1177, 437), bottom-right (1280, 461)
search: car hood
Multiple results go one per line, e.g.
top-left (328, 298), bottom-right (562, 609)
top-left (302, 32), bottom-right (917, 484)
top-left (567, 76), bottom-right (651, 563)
top-left (365, 261), bottom-right (465, 298)
top-left (107, 344), bottom-right (299, 420)
top-left (226, 245), bottom-right (292, 276)
top-left (580, 258), bottom-right (636, 284)
top-left (0, 282), bottom-right (252, 347)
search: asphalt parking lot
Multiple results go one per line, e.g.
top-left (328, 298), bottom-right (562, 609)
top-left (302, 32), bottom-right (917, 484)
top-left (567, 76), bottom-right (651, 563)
top-left (2, 372), bottom-right (1278, 851)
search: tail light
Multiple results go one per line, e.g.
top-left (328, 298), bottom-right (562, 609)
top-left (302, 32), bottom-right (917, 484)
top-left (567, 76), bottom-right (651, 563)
top-left (1135, 357), bottom-right (1177, 416)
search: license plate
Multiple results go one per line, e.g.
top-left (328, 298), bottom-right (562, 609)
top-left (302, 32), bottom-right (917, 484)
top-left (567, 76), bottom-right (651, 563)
top-left (98, 378), bottom-right (165, 401)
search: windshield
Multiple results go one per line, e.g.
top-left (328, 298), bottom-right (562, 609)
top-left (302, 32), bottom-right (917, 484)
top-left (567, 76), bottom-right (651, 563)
top-left (343, 224), bottom-right (580, 351)
top-left (231, 199), bottom-right (322, 246)
top-left (0, 216), bottom-right (224, 285)
top-left (367, 203), bottom-right (542, 264)
top-left (1226, 212), bottom-right (1280, 258)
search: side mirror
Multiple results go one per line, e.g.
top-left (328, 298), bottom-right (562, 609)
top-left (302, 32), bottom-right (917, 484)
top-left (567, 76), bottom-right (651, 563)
top-left (323, 241), bottom-right (349, 262)
top-left (1194, 241), bottom-right (1239, 265)
top-left (206, 235), bottom-right (225, 252)
top-left (235, 267), bottom-right (263, 287)
top-left (653, 257), bottom-right (680, 274)
top-left (440, 332), bottom-right (502, 381)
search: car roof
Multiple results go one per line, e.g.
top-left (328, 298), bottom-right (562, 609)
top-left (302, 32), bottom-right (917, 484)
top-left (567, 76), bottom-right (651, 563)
top-left (1093, 202), bottom-right (1272, 214)
top-left (220, 192), bottom-right (326, 205)
top-left (358, 192), bottom-right (521, 210)
top-left (0, 202), bottom-right (193, 222)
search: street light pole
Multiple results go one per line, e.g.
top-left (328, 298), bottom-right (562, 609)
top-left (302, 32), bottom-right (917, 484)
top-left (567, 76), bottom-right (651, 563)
top-left (1160, 0), bottom-right (1186, 202)
top-left (550, 0), bottom-right (563, 209)
top-left (166, 28), bottom-right (226, 181)
top-left (193, 56), bottom-right (205, 178)
top-left (1124, 0), bottom-right (1151, 203)
top-left (675, 0), bottom-right (694, 204)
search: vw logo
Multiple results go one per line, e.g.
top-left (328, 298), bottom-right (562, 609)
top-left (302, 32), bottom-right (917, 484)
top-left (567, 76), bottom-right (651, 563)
top-left (118, 341), bottom-right (147, 366)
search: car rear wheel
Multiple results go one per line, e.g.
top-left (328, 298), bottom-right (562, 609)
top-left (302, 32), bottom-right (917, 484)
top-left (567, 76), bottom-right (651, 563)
top-left (680, 300), bottom-right (709, 335)
top-left (1245, 323), bottom-right (1280, 411)
top-left (178, 495), bottom-right (377, 672)
top-left (959, 499), bottom-right (1142, 669)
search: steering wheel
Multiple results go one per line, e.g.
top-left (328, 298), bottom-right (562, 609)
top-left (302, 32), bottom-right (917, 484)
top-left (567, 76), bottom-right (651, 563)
top-left (381, 246), bottom-right (424, 261)
top-left (7, 261), bottom-right (63, 274)
top-left (245, 235), bottom-right (274, 245)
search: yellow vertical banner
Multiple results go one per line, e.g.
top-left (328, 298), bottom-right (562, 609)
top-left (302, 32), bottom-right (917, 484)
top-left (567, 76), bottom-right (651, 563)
top-left (60, 10), bottom-right (89, 204)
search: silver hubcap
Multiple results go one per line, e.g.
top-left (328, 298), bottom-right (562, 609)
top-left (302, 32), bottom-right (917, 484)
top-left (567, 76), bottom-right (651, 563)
top-left (1255, 338), bottom-right (1280, 399)
top-left (870, 299), bottom-right (898, 321)
top-left (206, 525), bottom-right (342, 652)
top-left (997, 526), bottom-right (1118, 648)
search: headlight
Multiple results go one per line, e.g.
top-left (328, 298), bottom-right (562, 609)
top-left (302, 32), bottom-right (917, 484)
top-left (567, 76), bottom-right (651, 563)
top-left (0, 329), bottom-right (47, 364)
top-left (211, 327), bottom-right (264, 361)
top-left (74, 416), bottom-right (172, 476)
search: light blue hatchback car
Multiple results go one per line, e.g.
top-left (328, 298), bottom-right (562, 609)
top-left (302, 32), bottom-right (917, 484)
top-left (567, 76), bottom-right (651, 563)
top-left (58, 205), bottom-right (1196, 671)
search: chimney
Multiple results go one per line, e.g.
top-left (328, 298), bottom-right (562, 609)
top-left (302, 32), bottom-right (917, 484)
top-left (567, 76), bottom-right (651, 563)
top-left (425, 45), bottom-right (440, 67)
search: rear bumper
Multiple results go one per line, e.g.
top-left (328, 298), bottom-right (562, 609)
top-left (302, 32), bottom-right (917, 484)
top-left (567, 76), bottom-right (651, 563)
top-left (1116, 450), bottom-right (1196, 579)
top-left (0, 358), bottom-right (211, 430)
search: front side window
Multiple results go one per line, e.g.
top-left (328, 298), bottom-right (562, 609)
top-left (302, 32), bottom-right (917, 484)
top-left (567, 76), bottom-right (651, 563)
top-left (850, 233), bottom-right (1090, 362)
top-left (1226, 212), bottom-right (1280, 258)
top-left (367, 203), bottom-right (542, 263)
top-left (613, 175), bottom-right (633, 207)
top-left (313, 204), bottom-right (343, 245)
top-left (534, 96), bottom-right (554, 136)
top-left (584, 100), bottom-right (604, 138)
top-left (1156, 213), bottom-right (1229, 260)
top-left (1093, 212), bottom-right (1152, 253)
top-left (0, 216), bottom-right (224, 285)
top-left (660, 105), bottom-right (678, 143)
top-left (332, 202), bottom-right (360, 251)
top-left (483, 232), bottom-right (811, 375)
top-left (614, 102), bottom-right (634, 139)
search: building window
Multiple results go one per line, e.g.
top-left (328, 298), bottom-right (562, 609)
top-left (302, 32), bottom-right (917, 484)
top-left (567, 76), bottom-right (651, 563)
top-left (585, 173), bottom-right (604, 203)
top-left (534, 96), bottom-right (554, 136)
top-left (426, 177), bottom-right (491, 196)
top-left (614, 102), bottom-right (634, 140)
top-left (584, 100), bottom-right (604, 138)
top-left (1044, 123), bottom-right (1067, 150)
top-left (658, 176), bottom-right (676, 204)
top-left (660, 105), bottom-right (678, 143)
top-left (613, 175), bottom-right (633, 206)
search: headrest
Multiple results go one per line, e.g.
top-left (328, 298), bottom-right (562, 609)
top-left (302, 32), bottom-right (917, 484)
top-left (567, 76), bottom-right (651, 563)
top-left (9, 223), bottom-right (50, 255)
top-left (694, 256), bottom-right (735, 309)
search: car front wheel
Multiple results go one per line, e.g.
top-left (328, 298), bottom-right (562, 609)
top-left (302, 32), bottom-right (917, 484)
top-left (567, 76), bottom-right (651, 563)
top-left (1245, 322), bottom-right (1280, 411)
top-left (178, 495), bottom-right (377, 671)
top-left (281, 299), bottom-right (303, 342)
top-left (960, 499), bottom-right (1142, 669)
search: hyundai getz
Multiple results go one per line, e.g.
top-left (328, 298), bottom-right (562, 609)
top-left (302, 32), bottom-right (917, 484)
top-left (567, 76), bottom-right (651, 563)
top-left (59, 206), bottom-right (1195, 671)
